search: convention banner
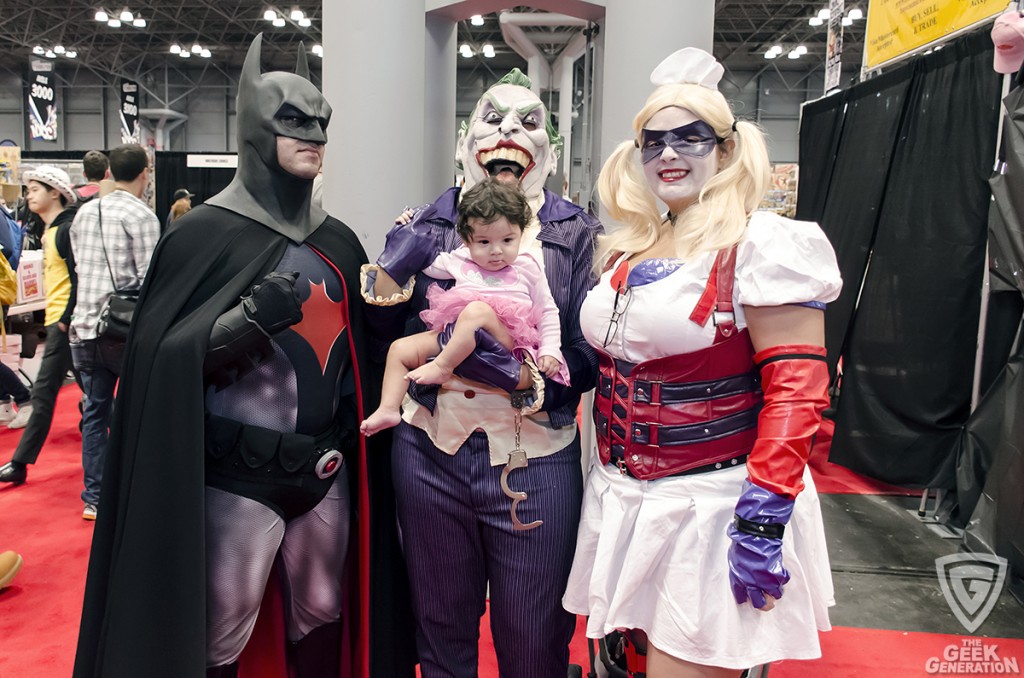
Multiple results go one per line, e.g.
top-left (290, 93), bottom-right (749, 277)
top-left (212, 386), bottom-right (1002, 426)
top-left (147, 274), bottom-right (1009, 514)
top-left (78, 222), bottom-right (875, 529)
top-left (119, 79), bottom-right (140, 144)
top-left (865, 0), bottom-right (1004, 68)
top-left (27, 59), bottom-right (57, 142)
top-left (825, 0), bottom-right (845, 91)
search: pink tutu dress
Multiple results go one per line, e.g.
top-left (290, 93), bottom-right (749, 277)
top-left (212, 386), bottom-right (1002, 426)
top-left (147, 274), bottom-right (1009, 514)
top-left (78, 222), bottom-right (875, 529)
top-left (418, 248), bottom-right (570, 385)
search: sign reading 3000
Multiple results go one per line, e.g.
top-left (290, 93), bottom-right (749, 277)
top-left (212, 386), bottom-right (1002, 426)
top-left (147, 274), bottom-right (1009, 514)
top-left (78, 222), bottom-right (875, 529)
top-left (865, 0), bottom-right (1004, 69)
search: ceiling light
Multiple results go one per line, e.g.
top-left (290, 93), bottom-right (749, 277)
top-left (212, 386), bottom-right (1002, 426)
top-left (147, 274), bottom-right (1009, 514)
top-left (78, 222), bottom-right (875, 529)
top-left (170, 43), bottom-right (181, 54)
top-left (787, 49), bottom-right (800, 59)
top-left (460, 44), bottom-right (474, 58)
top-left (771, 44), bottom-right (782, 53)
top-left (108, 18), bottom-right (121, 27)
top-left (796, 45), bottom-right (808, 55)
top-left (482, 43), bottom-right (495, 58)
top-left (119, 10), bottom-right (133, 22)
top-left (201, 48), bottom-right (212, 58)
top-left (842, 16), bottom-right (853, 26)
top-left (66, 51), bottom-right (77, 59)
top-left (45, 50), bottom-right (56, 58)
top-left (809, 16), bottom-right (823, 26)
top-left (133, 18), bottom-right (146, 27)
top-left (54, 45), bottom-right (66, 54)
top-left (263, 9), bottom-right (276, 21)
top-left (179, 50), bottom-right (190, 58)
top-left (470, 14), bottom-right (484, 26)
top-left (299, 17), bottom-right (311, 27)
top-left (272, 17), bottom-right (286, 27)
top-left (95, 10), bottom-right (108, 22)
top-left (848, 8), bottom-right (863, 20)
top-left (764, 49), bottom-right (777, 59)
top-left (32, 45), bottom-right (44, 55)
top-left (817, 8), bottom-right (830, 19)
top-left (312, 44), bottom-right (323, 56)
top-left (290, 9), bottom-right (304, 21)
top-left (191, 43), bottom-right (202, 54)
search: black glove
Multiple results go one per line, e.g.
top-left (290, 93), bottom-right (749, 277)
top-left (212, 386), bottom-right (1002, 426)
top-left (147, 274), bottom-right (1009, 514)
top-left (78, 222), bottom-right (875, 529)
top-left (204, 271), bottom-right (303, 390)
top-left (242, 271), bottom-right (303, 335)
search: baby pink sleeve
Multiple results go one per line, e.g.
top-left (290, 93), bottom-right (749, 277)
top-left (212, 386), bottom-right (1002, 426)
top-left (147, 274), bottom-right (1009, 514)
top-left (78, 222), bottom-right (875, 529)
top-left (520, 255), bottom-right (570, 384)
top-left (421, 249), bottom-right (460, 280)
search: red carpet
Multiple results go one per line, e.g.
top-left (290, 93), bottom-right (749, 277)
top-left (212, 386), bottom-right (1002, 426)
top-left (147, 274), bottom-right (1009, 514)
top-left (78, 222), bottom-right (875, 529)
top-left (807, 418), bottom-right (918, 496)
top-left (5, 387), bottom-right (1014, 677)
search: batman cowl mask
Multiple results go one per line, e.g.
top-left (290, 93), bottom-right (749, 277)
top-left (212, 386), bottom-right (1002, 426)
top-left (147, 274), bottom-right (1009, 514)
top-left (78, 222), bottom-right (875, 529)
top-left (207, 33), bottom-right (333, 243)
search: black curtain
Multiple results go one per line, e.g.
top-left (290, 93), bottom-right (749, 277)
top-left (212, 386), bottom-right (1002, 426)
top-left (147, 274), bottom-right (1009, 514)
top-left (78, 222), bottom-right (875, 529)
top-left (816, 67), bottom-right (915, 379)
top-left (154, 152), bottom-right (235, 224)
top-left (828, 30), bottom-right (1001, 487)
top-left (795, 91), bottom-right (848, 225)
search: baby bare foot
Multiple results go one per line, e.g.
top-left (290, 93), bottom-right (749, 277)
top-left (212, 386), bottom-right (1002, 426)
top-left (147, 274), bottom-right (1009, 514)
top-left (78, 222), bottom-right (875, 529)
top-left (360, 409), bottom-right (402, 437)
top-left (405, 361), bottom-right (453, 386)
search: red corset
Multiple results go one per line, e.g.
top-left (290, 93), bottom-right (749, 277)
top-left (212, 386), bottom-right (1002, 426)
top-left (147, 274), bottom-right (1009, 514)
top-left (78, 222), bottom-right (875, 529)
top-left (594, 246), bottom-right (763, 480)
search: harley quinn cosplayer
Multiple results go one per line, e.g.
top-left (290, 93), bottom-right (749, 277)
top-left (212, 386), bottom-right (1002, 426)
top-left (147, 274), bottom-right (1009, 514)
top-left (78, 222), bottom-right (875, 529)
top-left (73, 36), bottom-right (415, 678)
top-left (561, 48), bottom-right (841, 677)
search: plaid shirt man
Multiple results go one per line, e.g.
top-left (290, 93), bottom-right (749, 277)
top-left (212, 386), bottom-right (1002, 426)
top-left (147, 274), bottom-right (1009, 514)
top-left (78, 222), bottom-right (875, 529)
top-left (70, 189), bottom-right (160, 341)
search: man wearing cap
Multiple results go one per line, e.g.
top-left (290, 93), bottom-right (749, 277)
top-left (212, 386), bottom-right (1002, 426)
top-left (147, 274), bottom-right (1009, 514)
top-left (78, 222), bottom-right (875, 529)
top-left (166, 187), bottom-right (194, 231)
top-left (68, 143), bottom-right (160, 521)
top-left (0, 165), bottom-right (80, 488)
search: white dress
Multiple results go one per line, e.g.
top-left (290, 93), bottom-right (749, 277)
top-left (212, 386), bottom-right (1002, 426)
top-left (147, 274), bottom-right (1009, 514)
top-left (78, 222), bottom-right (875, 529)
top-left (561, 212), bottom-right (843, 669)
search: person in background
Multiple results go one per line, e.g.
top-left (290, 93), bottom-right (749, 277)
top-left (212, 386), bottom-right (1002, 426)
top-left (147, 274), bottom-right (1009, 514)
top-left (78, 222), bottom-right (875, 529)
top-left (74, 151), bottom-right (111, 204)
top-left (165, 188), bottom-right (193, 231)
top-left (69, 144), bottom-right (160, 522)
top-left (0, 199), bottom-right (30, 426)
top-left (561, 48), bottom-right (841, 677)
top-left (0, 167), bottom-right (79, 489)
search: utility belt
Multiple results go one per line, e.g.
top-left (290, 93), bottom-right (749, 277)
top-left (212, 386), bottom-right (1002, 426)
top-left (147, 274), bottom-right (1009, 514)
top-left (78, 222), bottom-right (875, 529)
top-left (204, 413), bottom-right (349, 521)
top-left (594, 329), bottom-right (764, 481)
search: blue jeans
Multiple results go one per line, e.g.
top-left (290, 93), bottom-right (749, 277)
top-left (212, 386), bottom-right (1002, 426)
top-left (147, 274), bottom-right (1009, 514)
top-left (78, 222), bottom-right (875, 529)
top-left (71, 338), bottom-right (124, 506)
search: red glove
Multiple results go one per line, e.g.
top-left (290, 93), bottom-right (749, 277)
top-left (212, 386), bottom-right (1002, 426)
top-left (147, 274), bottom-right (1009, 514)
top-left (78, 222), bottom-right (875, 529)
top-left (746, 344), bottom-right (830, 500)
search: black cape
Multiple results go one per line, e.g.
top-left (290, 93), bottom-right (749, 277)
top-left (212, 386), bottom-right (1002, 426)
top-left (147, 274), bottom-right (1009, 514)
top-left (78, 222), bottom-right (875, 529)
top-left (73, 204), bottom-right (416, 678)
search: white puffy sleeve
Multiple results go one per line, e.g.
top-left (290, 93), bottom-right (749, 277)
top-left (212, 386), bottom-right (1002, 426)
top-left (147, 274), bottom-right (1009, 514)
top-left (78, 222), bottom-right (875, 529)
top-left (735, 211), bottom-right (843, 307)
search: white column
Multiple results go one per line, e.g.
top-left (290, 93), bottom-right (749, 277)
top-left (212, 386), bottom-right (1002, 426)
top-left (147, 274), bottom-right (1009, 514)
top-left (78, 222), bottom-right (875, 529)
top-left (596, 1), bottom-right (714, 172)
top-left (322, 2), bottom-right (438, 260)
top-left (423, 15), bottom-right (458, 201)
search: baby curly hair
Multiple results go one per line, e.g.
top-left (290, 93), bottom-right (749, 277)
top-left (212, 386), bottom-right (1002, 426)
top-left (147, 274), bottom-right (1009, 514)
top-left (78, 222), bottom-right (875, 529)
top-left (456, 178), bottom-right (533, 242)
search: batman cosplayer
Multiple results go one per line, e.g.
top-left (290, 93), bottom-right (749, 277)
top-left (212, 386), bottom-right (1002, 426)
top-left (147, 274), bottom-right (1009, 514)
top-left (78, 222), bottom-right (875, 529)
top-left (73, 35), bottom-right (415, 678)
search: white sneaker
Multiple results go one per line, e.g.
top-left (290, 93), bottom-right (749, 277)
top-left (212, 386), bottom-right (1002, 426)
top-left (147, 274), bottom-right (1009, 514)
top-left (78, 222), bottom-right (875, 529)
top-left (7, 403), bottom-right (33, 429)
top-left (0, 400), bottom-right (14, 425)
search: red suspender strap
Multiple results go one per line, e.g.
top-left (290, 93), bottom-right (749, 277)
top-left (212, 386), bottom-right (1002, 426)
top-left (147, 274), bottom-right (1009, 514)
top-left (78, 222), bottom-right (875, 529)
top-left (688, 245), bottom-right (738, 342)
top-left (714, 245), bottom-right (738, 340)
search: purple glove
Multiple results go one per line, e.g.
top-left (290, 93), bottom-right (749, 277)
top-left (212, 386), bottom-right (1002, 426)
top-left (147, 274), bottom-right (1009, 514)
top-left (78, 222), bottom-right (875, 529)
top-left (726, 478), bottom-right (795, 609)
top-left (437, 324), bottom-right (522, 393)
top-left (376, 212), bottom-right (439, 286)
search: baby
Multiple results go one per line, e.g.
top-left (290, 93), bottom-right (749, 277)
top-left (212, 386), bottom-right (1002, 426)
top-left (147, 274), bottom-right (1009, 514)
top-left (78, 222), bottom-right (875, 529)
top-left (360, 178), bottom-right (569, 436)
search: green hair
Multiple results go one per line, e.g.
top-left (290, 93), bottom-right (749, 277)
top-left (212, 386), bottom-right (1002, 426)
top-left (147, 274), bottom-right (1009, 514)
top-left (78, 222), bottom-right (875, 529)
top-left (459, 68), bottom-right (564, 160)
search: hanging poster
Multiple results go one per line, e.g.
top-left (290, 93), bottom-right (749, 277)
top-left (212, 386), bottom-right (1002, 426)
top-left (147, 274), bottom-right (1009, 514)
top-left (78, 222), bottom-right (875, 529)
top-left (120, 79), bottom-right (140, 144)
top-left (28, 59), bottom-right (57, 142)
top-left (865, 0), bottom-right (1004, 68)
top-left (825, 0), bottom-right (845, 92)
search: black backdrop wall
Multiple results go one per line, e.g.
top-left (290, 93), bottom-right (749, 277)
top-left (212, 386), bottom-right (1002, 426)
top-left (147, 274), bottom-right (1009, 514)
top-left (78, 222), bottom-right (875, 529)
top-left (153, 152), bottom-right (234, 224)
top-left (797, 29), bottom-right (1001, 488)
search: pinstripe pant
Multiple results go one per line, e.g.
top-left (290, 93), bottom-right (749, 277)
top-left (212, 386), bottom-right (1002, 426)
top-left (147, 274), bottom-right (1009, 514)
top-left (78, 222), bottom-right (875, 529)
top-left (392, 422), bottom-right (583, 678)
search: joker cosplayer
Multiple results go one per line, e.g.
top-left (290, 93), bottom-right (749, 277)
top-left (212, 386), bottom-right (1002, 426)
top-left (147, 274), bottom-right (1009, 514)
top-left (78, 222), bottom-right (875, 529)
top-left (74, 35), bottom-right (415, 678)
top-left (363, 69), bottom-right (602, 677)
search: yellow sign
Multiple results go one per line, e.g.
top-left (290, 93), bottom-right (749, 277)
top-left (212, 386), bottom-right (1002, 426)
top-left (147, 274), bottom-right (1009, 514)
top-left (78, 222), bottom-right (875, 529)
top-left (865, 0), bottom-right (1004, 68)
